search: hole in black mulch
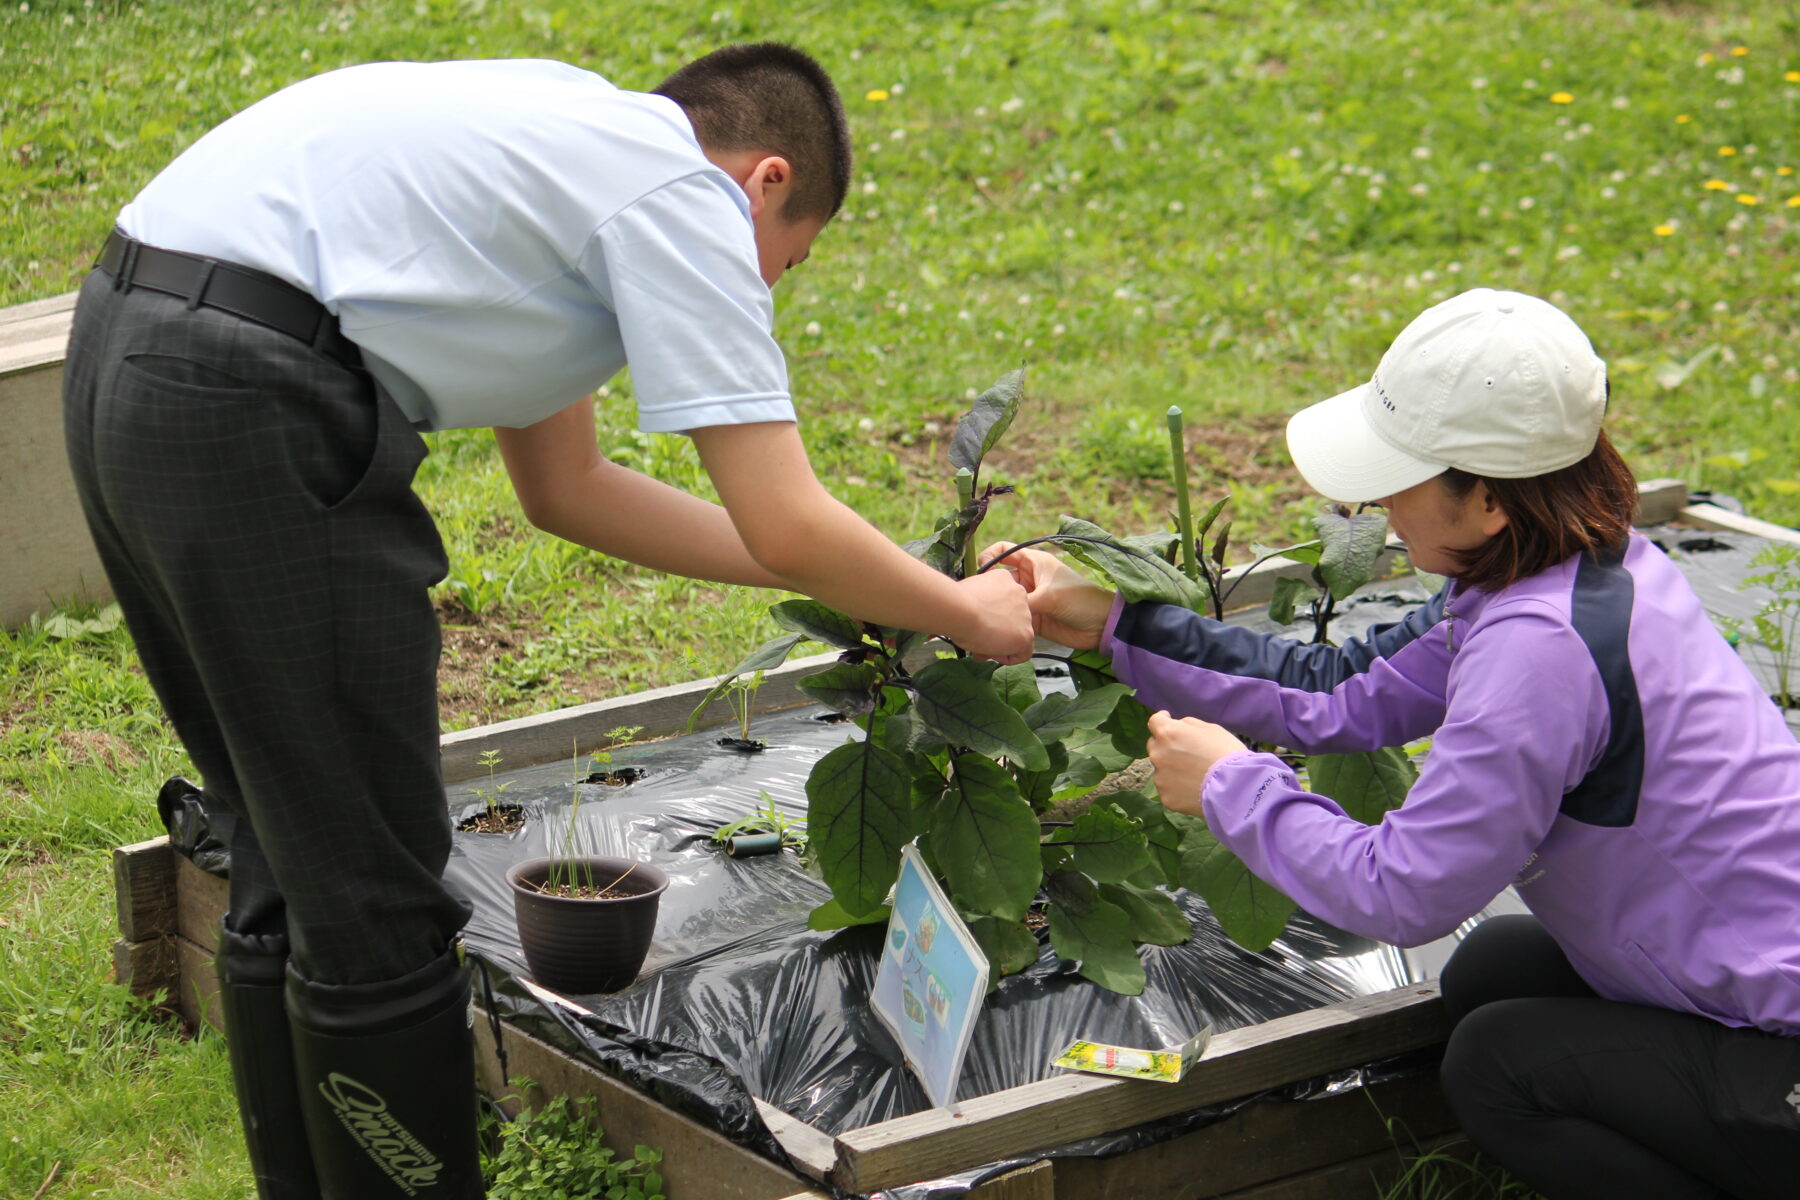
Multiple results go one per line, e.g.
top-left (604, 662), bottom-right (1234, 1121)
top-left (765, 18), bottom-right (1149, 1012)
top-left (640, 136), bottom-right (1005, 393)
top-left (1034, 665), bottom-right (1069, 678)
top-left (813, 711), bottom-right (852, 724)
top-left (456, 804), bottom-right (526, 834)
top-left (1677, 537), bottom-right (1732, 553)
top-left (717, 737), bottom-right (767, 754)
top-left (583, 767), bottom-right (646, 786)
top-left (1650, 539), bottom-right (1669, 554)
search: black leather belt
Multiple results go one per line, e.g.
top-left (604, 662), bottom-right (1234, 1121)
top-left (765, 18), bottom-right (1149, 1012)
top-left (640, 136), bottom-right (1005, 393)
top-left (97, 230), bottom-right (362, 367)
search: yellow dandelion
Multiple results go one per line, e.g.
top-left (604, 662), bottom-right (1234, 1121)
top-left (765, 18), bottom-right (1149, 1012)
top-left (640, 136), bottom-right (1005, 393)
top-left (1550, 91), bottom-right (1574, 104)
top-left (865, 89), bottom-right (890, 102)
top-left (1731, 46), bottom-right (1748, 57)
top-left (1788, 195), bottom-right (1800, 207)
top-left (1703, 179), bottom-right (1731, 190)
top-left (1719, 146), bottom-right (1738, 156)
top-left (1736, 193), bottom-right (1759, 205)
top-left (1676, 114), bottom-right (1692, 124)
top-left (1787, 71), bottom-right (1800, 83)
top-left (1700, 52), bottom-right (1715, 64)
top-left (1780, 167), bottom-right (1795, 176)
top-left (1653, 224), bottom-right (1676, 237)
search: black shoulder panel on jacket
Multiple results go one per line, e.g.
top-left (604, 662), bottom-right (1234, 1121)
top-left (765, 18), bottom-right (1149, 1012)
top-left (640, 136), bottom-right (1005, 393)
top-left (1561, 546), bottom-right (1645, 827)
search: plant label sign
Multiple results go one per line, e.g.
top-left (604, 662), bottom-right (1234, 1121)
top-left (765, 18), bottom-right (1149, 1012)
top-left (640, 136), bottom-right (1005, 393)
top-left (872, 843), bottom-right (990, 1110)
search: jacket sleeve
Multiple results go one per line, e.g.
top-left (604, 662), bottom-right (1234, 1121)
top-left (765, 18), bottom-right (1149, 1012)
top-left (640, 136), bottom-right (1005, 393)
top-left (1102, 590), bottom-right (1454, 753)
top-left (1196, 603), bottom-right (1608, 946)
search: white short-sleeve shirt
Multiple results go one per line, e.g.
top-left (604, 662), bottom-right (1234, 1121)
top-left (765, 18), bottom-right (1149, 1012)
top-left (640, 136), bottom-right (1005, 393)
top-left (118, 59), bottom-right (796, 434)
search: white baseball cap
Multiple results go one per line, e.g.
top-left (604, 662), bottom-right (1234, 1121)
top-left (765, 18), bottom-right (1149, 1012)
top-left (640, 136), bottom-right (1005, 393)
top-left (1285, 289), bottom-right (1608, 503)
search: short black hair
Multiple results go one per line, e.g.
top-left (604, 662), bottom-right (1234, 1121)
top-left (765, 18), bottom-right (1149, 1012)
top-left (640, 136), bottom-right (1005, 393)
top-left (654, 43), bottom-right (852, 223)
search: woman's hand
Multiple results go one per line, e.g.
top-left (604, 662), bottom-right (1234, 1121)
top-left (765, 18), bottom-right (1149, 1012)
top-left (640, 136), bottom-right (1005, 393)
top-left (1147, 710), bottom-right (1248, 817)
top-left (978, 544), bottom-right (1116, 650)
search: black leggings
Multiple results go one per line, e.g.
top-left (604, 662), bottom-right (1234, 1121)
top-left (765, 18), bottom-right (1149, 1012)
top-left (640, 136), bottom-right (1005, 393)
top-left (1438, 915), bottom-right (1800, 1200)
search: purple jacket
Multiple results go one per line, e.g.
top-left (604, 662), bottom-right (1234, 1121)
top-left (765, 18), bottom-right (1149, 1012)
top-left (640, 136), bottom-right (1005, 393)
top-left (1104, 532), bottom-right (1800, 1034)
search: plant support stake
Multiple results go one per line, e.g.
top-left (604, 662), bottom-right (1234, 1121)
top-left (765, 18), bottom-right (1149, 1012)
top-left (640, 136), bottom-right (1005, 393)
top-left (1167, 406), bottom-right (1200, 583)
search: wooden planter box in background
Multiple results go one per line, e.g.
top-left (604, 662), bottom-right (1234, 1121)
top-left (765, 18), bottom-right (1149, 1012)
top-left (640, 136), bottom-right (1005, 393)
top-left (112, 650), bottom-right (1465, 1200)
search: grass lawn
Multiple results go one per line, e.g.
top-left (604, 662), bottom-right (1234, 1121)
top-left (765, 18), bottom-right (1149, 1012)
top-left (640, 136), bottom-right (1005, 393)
top-left (3, 0), bottom-right (1796, 1194)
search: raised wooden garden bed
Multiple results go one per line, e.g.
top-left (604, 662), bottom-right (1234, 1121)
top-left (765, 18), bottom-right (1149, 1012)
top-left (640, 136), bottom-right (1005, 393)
top-left (105, 478), bottom-right (1800, 1197)
top-left (112, 645), bottom-right (1464, 1200)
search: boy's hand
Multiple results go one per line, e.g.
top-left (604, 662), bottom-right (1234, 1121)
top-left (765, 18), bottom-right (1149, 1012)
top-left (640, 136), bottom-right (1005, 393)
top-left (951, 570), bottom-right (1036, 664)
top-left (978, 544), bottom-right (1116, 650)
top-left (1147, 709), bottom-right (1248, 818)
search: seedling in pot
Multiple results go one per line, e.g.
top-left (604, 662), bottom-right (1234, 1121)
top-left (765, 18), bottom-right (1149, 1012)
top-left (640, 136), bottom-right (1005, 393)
top-left (458, 747), bottom-right (525, 834)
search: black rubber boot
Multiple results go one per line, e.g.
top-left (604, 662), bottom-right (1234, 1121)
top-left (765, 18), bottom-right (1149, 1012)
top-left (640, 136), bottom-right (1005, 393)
top-left (286, 949), bottom-right (486, 1199)
top-left (215, 928), bottom-right (323, 1200)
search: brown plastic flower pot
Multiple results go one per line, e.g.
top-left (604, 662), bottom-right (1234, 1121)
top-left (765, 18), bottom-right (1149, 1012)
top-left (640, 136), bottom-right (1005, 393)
top-left (507, 856), bottom-right (669, 994)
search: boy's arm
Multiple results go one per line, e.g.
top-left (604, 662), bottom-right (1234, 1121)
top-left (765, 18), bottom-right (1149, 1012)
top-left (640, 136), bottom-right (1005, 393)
top-left (691, 421), bottom-right (1033, 660)
top-left (496, 404), bottom-right (1034, 661)
top-left (495, 398), bottom-right (784, 587)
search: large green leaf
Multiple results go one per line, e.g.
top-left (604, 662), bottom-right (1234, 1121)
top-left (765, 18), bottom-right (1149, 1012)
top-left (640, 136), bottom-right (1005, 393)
top-left (992, 662), bottom-right (1043, 713)
top-left (1101, 695), bottom-right (1152, 761)
top-left (796, 662), bottom-right (883, 717)
top-left (685, 633), bottom-right (805, 729)
top-left (948, 368), bottom-right (1025, 477)
top-left (1098, 882), bottom-right (1192, 946)
top-left (1044, 803), bottom-right (1152, 884)
top-left (807, 740), bottom-right (915, 917)
top-left (1023, 682), bottom-right (1131, 744)
top-left (1044, 872), bottom-right (1147, 995)
top-left (920, 755), bottom-right (1042, 921)
top-left (807, 898), bottom-right (891, 931)
top-left (1061, 721), bottom-right (1135, 773)
top-left (1016, 742), bottom-right (1071, 809)
top-left (770, 599), bottom-right (869, 650)
top-left (912, 658), bottom-right (1049, 770)
top-left (1266, 575), bottom-right (1311, 626)
top-left (1314, 508), bottom-right (1391, 600)
top-left (1054, 516), bottom-right (1208, 610)
top-left (1108, 791), bottom-right (1185, 887)
top-left (1177, 823), bottom-right (1296, 951)
top-left (967, 915), bottom-right (1040, 978)
top-left (1307, 746), bottom-right (1418, 826)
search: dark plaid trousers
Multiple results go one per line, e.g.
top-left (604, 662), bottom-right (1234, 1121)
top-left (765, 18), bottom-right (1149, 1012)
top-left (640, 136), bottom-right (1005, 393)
top-left (62, 270), bottom-right (471, 985)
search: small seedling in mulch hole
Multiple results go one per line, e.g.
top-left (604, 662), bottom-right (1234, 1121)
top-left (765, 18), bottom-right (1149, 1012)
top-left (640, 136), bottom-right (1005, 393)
top-left (581, 725), bottom-right (647, 786)
top-left (712, 790), bottom-right (808, 858)
top-left (813, 710), bottom-right (851, 724)
top-left (717, 670), bottom-right (767, 753)
top-left (536, 734), bottom-right (652, 898)
top-left (459, 748), bottom-right (525, 834)
top-left (1719, 542), bottom-right (1800, 710)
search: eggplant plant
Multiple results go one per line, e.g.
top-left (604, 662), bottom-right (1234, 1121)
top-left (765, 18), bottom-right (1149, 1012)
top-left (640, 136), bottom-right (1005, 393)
top-left (698, 372), bottom-right (1417, 990)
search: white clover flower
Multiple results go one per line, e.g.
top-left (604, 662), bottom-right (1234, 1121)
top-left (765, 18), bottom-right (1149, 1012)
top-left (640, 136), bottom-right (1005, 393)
top-left (1368, 186), bottom-right (1383, 200)
top-left (957, 310), bottom-right (972, 321)
top-left (1477, 161), bottom-right (1493, 173)
top-left (1412, 146), bottom-right (1431, 159)
top-left (890, 129), bottom-right (906, 141)
top-left (1519, 197), bottom-right (1536, 209)
top-left (1409, 183), bottom-right (1429, 196)
top-left (1051, 324), bottom-right (1066, 336)
top-left (1556, 245), bottom-right (1581, 260)
top-left (804, 321), bottom-right (822, 337)
top-left (923, 420), bottom-right (942, 435)
top-left (1523, 78), bottom-right (1539, 89)
top-left (1448, 261), bottom-right (1463, 273)
top-left (1712, 300), bottom-right (1730, 312)
top-left (1601, 186), bottom-right (1617, 199)
top-left (1471, 76), bottom-right (1488, 89)
top-left (891, 83), bottom-right (905, 95)
top-left (1169, 200), bottom-right (1185, 212)
top-left (862, 180), bottom-right (879, 195)
top-left (1000, 97), bottom-right (1025, 113)
top-left (1017, 294), bottom-right (1032, 305)
top-left (1611, 96), bottom-right (1629, 109)
top-left (965, 387), bottom-right (980, 400)
top-left (857, 417), bottom-right (875, 432)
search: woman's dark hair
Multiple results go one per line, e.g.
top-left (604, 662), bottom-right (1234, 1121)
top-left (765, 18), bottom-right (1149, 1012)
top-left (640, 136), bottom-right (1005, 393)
top-left (1440, 427), bottom-right (1638, 591)
top-left (654, 43), bottom-right (852, 223)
